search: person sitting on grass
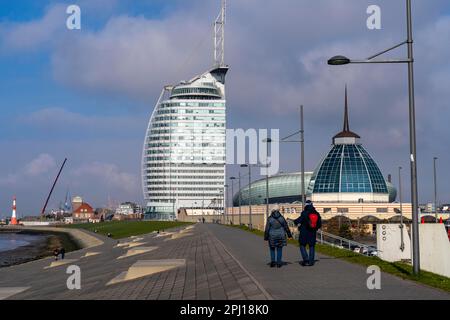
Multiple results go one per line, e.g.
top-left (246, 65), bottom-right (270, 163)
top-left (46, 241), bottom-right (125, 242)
top-left (264, 205), bottom-right (293, 268)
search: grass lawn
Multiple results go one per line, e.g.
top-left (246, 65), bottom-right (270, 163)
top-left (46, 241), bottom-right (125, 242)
top-left (228, 224), bottom-right (450, 293)
top-left (65, 220), bottom-right (192, 239)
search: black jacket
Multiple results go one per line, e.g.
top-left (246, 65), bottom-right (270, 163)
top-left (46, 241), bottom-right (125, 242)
top-left (294, 205), bottom-right (322, 246)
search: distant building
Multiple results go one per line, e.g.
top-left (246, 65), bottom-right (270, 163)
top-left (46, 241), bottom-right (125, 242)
top-left (72, 196), bottom-right (83, 211)
top-left (63, 217), bottom-right (74, 224)
top-left (114, 202), bottom-right (143, 221)
top-left (96, 208), bottom-right (114, 220)
top-left (115, 202), bottom-right (143, 216)
top-left (73, 202), bottom-right (96, 222)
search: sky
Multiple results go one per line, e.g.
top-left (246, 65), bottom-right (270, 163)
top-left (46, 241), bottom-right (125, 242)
top-left (0, 0), bottom-right (449, 218)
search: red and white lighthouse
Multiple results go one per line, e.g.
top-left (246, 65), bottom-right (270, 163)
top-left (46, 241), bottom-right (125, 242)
top-left (11, 196), bottom-right (18, 225)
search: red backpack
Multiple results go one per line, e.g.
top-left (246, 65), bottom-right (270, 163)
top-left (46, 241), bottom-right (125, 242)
top-left (307, 211), bottom-right (320, 230)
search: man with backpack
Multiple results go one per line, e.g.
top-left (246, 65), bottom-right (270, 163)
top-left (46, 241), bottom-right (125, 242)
top-left (294, 200), bottom-right (322, 266)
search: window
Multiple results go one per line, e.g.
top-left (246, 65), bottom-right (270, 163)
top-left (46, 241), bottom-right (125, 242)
top-left (376, 208), bottom-right (388, 213)
top-left (337, 208), bottom-right (349, 214)
top-left (323, 208), bottom-right (332, 213)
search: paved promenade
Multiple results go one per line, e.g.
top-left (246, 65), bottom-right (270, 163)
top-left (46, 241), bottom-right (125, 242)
top-left (0, 223), bottom-right (448, 300)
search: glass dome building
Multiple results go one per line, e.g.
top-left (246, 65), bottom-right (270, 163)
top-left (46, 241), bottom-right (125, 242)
top-left (232, 87), bottom-right (396, 206)
top-left (309, 87), bottom-right (390, 203)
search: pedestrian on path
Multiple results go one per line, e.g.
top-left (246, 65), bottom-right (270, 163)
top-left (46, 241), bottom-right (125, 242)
top-left (264, 205), bottom-right (293, 268)
top-left (53, 248), bottom-right (59, 261)
top-left (59, 247), bottom-right (65, 260)
top-left (294, 200), bottom-right (322, 266)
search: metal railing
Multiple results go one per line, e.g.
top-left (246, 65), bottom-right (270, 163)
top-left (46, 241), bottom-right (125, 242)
top-left (288, 225), bottom-right (378, 256)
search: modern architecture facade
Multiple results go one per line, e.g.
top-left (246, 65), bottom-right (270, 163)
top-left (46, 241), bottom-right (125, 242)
top-left (233, 172), bottom-right (313, 206)
top-left (142, 67), bottom-right (228, 220)
top-left (142, 1), bottom-right (228, 220)
top-left (233, 88), bottom-right (396, 208)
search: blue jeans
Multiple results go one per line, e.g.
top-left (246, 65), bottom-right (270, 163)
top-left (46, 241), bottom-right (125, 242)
top-left (269, 246), bottom-right (283, 264)
top-left (300, 245), bottom-right (315, 265)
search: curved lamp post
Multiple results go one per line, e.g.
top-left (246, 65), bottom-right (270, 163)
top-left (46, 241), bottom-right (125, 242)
top-left (328, 0), bottom-right (420, 274)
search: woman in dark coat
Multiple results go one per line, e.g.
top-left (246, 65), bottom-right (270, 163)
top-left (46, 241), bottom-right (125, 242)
top-left (294, 200), bottom-right (322, 266)
top-left (264, 206), bottom-right (293, 268)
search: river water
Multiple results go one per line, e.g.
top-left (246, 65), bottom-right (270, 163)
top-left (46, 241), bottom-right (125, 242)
top-left (0, 233), bottom-right (41, 252)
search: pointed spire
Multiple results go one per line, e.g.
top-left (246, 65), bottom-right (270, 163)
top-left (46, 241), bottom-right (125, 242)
top-left (333, 84), bottom-right (360, 144)
top-left (343, 84), bottom-right (349, 132)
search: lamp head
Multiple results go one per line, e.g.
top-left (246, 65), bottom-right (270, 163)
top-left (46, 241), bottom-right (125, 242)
top-left (328, 55), bottom-right (351, 66)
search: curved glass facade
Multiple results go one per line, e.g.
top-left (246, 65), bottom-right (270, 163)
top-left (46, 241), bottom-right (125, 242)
top-left (311, 144), bottom-right (388, 194)
top-left (233, 172), bottom-right (313, 206)
top-left (142, 67), bottom-right (228, 220)
top-left (233, 171), bottom-right (396, 206)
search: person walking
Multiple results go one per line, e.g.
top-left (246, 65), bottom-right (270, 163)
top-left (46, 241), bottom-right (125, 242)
top-left (59, 247), bottom-right (65, 260)
top-left (53, 248), bottom-right (59, 261)
top-left (264, 205), bottom-right (293, 268)
top-left (294, 200), bottom-right (322, 266)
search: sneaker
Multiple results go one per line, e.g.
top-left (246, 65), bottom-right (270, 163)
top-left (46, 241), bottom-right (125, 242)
top-left (270, 262), bottom-right (276, 268)
top-left (299, 261), bottom-right (307, 266)
top-left (276, 263), bottom-right (282, 268)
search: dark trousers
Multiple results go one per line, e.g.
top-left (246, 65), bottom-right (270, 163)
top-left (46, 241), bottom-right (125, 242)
top-left (300, 244), bottom-right (315, 265)
top-left (269, 246), bottom-right (283, 264)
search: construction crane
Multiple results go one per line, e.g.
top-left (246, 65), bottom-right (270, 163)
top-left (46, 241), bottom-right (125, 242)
top-left (41, 158), bottom-right (67, 218)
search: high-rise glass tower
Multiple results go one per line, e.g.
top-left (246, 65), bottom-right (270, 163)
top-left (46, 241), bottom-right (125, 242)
top-left (142, 1), bottom-right (228, 220)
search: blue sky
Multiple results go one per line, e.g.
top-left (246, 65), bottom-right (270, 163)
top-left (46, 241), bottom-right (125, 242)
top-left (1, 0), bottom-right (450, 217)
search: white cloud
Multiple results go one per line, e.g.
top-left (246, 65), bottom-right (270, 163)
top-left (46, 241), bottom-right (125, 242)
top-left (71, 162), bottom-right (139, 195)
top-left (0, 5), bottom-right (66, 52)
top-left (24, 153), bottom-right (57, 176)
top-left (0, 153), bottom-right (56, 186)
top-left (22, 107), bottom-right (142, 134)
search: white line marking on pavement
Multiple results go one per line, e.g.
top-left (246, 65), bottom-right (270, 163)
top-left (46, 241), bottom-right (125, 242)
top-left (0, 287), bottom-right (30, 300)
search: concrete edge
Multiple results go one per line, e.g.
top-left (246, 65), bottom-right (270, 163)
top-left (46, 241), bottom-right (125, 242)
top-left (7, 226), bottom-right (104, 250)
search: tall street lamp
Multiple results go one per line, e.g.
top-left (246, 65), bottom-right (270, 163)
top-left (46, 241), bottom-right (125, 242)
top-left (433, 157), bottom-right (438, 222)
top-left (230, 177), bottom-right (236, 225)
top-left (238, 172), bottom-right (242, 225)
top-left (240, 164), bottom-right (253, 230)
top-left (399, 166), bottom-right (405, 252)
top-left (328, 0), bottom-right (420, 275)
top-left (278, 106), bottom-right (307, 208)
top-left (224, 184), bottom-right (229, 224)
top-left (262, 138), bottom-right (272, 220)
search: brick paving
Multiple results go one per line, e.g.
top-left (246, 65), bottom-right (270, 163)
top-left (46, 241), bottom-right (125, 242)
top-left (0, 223), bottom-right (449, 300)
top-left (0, 224), bottom-right (269, 300)
top-left (207, 224), bottom-right (450, 300)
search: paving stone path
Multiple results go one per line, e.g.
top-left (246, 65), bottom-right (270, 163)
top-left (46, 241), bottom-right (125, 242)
top-left (0, 224), bottom-right (268, 300)
top-left (0, 223), bottom-right (448, 300)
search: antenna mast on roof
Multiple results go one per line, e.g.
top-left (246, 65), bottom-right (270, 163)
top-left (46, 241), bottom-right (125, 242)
top-left (214, 0), bottom-right (226, 67)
